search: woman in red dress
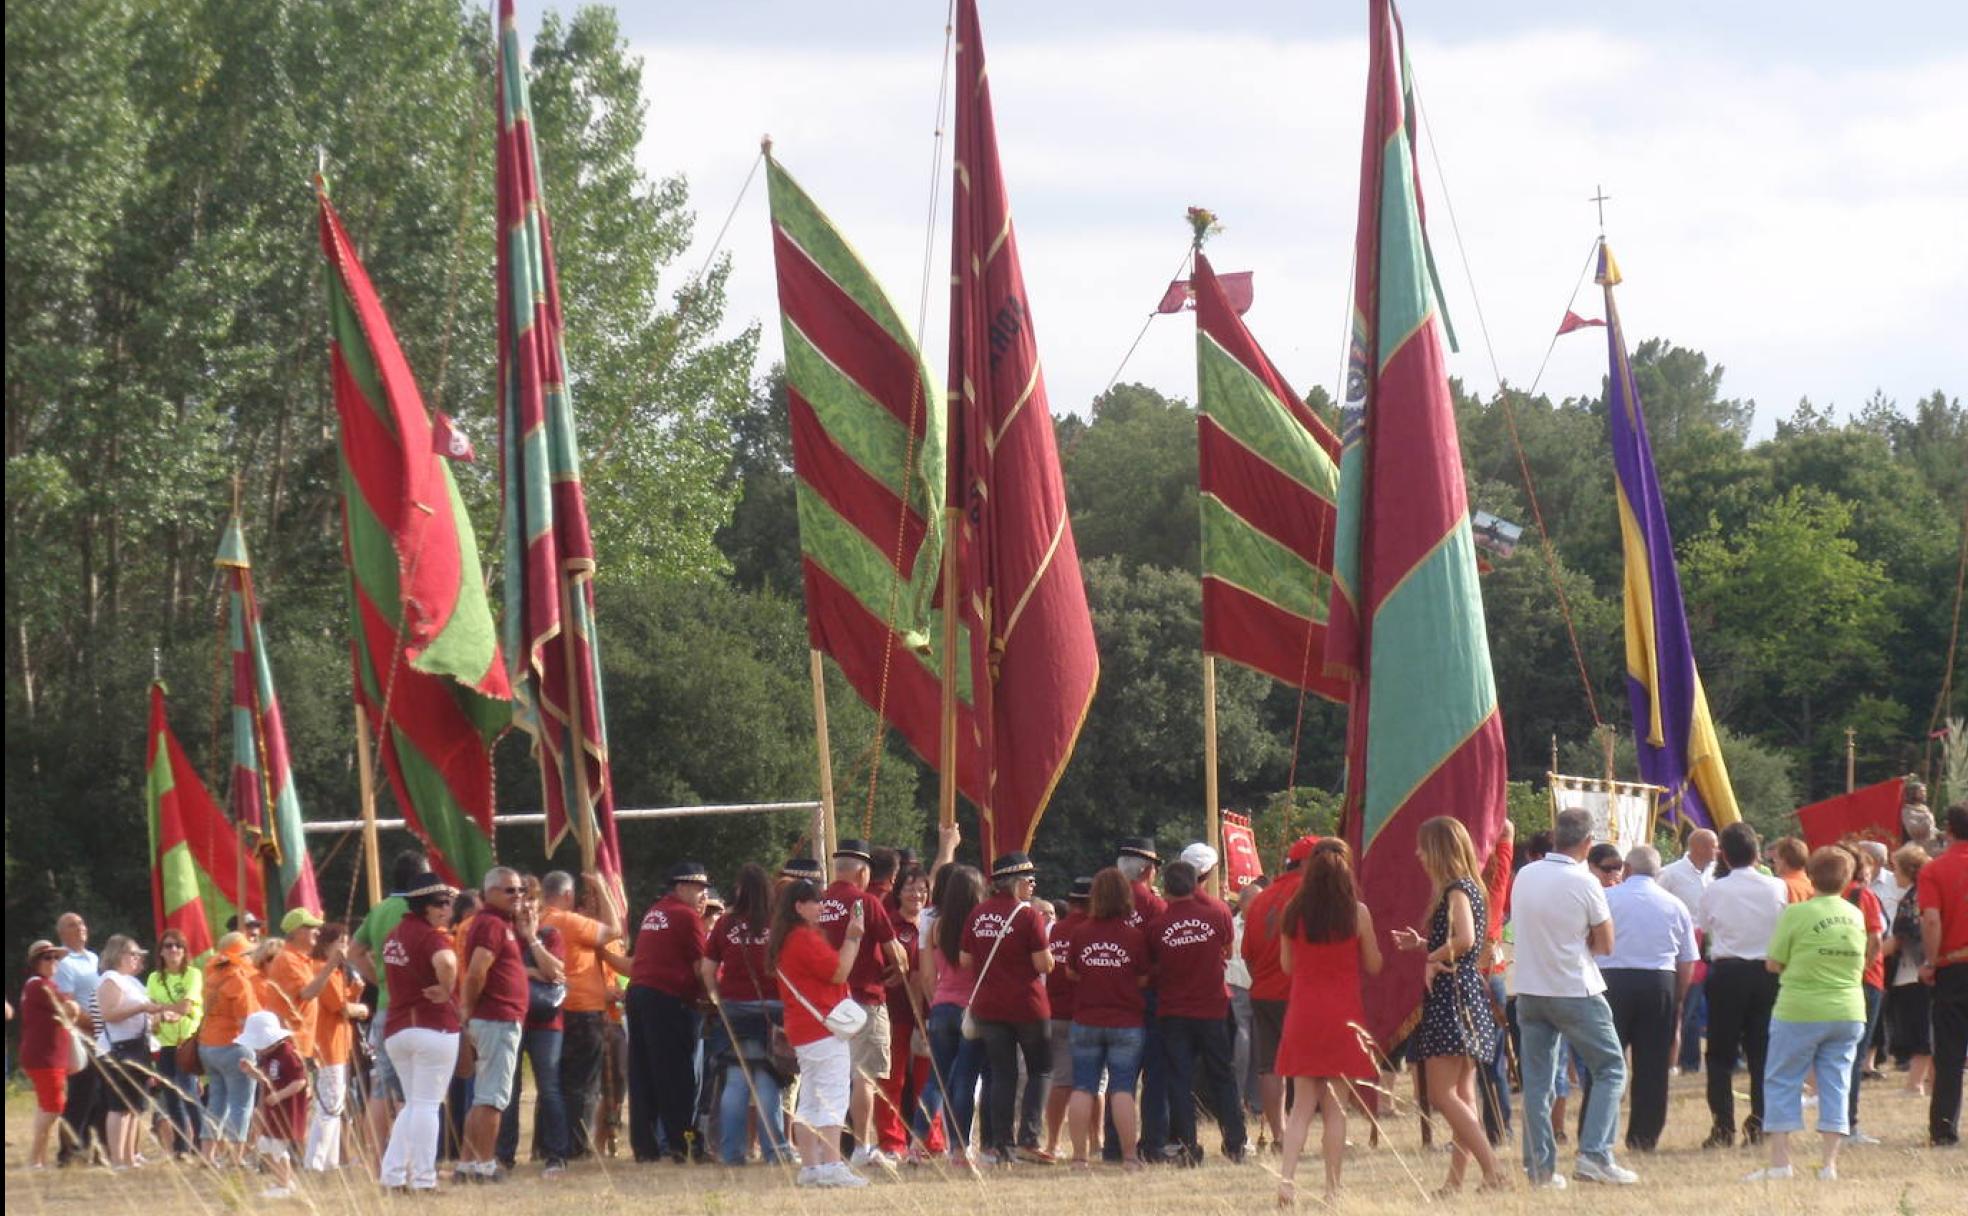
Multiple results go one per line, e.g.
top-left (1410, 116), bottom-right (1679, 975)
top-left (1275, 839), bottom-right (1382, 1206)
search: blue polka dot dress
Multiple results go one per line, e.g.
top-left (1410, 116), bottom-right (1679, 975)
top-left (1410, 877), bottom-right (1500, 1062)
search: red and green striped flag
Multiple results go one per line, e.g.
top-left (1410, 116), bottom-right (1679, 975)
top-left (318, 183), bottom-right (511, 890)
top-left (494, 0), bottom-right (620, 879)
top-left (217, 516), bottom-right (322, 916)
top-left (765, 153), bottom-right (983, 804)
top-left (147, 682), bottom-right (261, 956)
top-left (1194, 251), bottom-right (1348, 700)
top-left (948, 0), bottom-right (1100, 857)
top-left (1328, 0), bottom-right (1507, 1048)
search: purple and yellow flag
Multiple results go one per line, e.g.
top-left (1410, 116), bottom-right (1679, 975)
top-left (319, 184), bottom-right (511, 890)
top-left (218, 516), bottom-right (322, 917)
top-left (1599, 243), bottom-right (1739, 828)
top-left (495, 0), bottom-right (621, 880)
top-left (1328, 0), bottom-right (1506, 1048)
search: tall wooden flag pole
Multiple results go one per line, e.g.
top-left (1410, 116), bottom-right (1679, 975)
top-left (353, 702), bottom-right (384, 906)
top-left (939, 508), bottom-right (961, 833)
top-left (810, 650), bottom-right (839, 858)
top-left (1203, 654), bottom-right (1222, 897)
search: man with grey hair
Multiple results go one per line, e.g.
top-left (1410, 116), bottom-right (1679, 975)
top-left (1508, 808), bottom-right (1635, 1187)
top-left (1599, 844), bottom-right (1698, 1152)
top-left (458, 865), bottom-right (558, 1180)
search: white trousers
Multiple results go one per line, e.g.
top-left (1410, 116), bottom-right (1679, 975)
top-left (381, 1029), bottom-right (459, 1189)
top-left (793, 1036), bottom-right (851, 1131)
top-left (303, 1061), bottom-right (347, 1171)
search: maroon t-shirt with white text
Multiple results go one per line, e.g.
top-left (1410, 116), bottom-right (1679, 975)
top-left (818, 880), bottom-right (898, 1005)
top-left (1148, 894), bottom-right (1233, 1019)
top-left (630, 895), bottom-right (708, 999)
top-left (962, 895), bottom-right (1050, 1023)
top-left (1067, 918), bottom-right (1148, 1028)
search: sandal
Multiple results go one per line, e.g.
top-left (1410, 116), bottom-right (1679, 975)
top-left (1070, 1158), bottom-right (1092, 1174)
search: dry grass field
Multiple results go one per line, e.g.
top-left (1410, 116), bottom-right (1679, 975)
top-left (5, 1072), bottom-right (1963, 1215)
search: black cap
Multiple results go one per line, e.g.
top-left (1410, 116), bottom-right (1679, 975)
top-left (402, 873), bottom-right (453, 900)
top-left (990, 851), bottom-right (1037, 881)
top-left (780, 857), bottom-right (825, 883)
top-left (1067, 876), bottom-right (1094, 902)
top-left (832, 839), bottom-right (874, 863)
top-left (667, 860), bottom-right (710, 887)
top-left (1117, 836), bottom-right (1161, 866)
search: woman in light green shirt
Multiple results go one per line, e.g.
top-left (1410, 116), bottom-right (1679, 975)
top-left (145, 929), bottom-right (204, 1156)
top-left (1746, 847), bottom-right (1866, 1184)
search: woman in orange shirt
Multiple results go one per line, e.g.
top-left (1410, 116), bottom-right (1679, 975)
top-left (199, 932), bottom-right (264, 1164)
top-left (304, 923), bottom-right (366, 1171)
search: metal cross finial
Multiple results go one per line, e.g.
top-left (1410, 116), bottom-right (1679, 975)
top-left (1591, 184), bottom-right (1611, 232)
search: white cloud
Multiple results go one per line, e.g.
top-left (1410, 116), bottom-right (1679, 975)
top-left (634, 25), bottom-right (1968, 428)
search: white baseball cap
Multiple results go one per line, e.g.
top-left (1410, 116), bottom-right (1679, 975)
top-left (1180, 842), bottom-right (1220, 876)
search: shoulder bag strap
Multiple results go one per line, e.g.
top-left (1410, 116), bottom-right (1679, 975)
top-left (966, 902), bottom-right (1028, 1005)
top-left (775, 966), bottom-right (829, 1024)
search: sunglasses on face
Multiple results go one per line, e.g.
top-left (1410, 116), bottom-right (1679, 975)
top-left (161, 943), bottom-right (185, 951)
top-left (1597, 865), bottom-right (1622, 875)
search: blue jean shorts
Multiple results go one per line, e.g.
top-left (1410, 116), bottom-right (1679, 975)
top-left (1070, 1022), bottom-right (1146, 1094)
top-left (467, 1018), bottom-right (524, 1109)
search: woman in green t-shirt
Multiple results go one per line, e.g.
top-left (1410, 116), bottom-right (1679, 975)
top-left (146, 928), bottom-right (204, 1157)
top-left (1746, 847), bottom-right (1866, 1184)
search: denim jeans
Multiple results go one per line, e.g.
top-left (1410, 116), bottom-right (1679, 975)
top-left (1103, 993), bottom-right (1167, 1159)
top-left (1677, 980), bottom-right (1707, 1072)
top-left (496, 1027), bottom-right (569, 1165)
top-left (1160, 1014), bottom-right (1247, 1156)
top-left (975, 1017), bottom-right (1049, 1154)
top-left (199, 1042), bottom-right (257, 1143)
top-left (1765, 1018), bottom-right (1863, 1135)
top-left (1477, 972), bottom-right (1513, 1144)
top-left (1070, 1022), bottom-right (1147, 1093)
top-left (712, 1001), bottom-right (789, 1164)
top-left (1846, 985), bottom-right (1884, 1131)
top-left (1516, 992), bottom-right (1626, 1181)
top-left (154, 1046), bottom-right (202, 1150)
top-left (926, 1004), bottom-right (986, 1153)
top-left (1229, 986), bottom-right (1259, 1113)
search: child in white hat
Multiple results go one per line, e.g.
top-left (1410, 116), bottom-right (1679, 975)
top-left (236, 1009), bottom-right (308, 1198)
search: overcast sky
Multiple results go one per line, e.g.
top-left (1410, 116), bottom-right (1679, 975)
top-left (517, 1), bottom-right (1968, 432)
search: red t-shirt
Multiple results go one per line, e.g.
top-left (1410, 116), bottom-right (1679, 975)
top-left (384, 914), bottom-right (461, 1036)
top-left (1918, 841), bottom-right (1968, 964)
top-left (1067, 918), bottom-right (1149, 1028)
top-left (962, 895), bottom-right (1050, 1023)
top-left (708, 915), bottom-right (772, 1003)
top-left (887, 914), bottom-right (923, 1031)
top-left (463, 906), bottom-right (529, 1023)
top-left (776, 924), bottom-right (847, 1047)
top-left (255, 1038), bottom-right (308, 1143)
top-left (630, 895), bottom-right (708, 999)
top-left (524, 925), bottom-right (566, 1031)
top-left (1148, 894), bottom-right (1234, 1019)
top-left (1845, 882), bottom-right (1887, 990)
top-left (818, 880), bottom-right (897, 1004)
top-left (18, 975), bottom-right (68, 1069)
top-left (1125, 880), bottom-right (1168, 931)
top-left (1046, 912), bottom-right (1083, 1022)
top-left (1241, 870), bottom-right (1303, 1001)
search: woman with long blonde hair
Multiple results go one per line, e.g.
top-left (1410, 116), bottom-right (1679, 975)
top-left (1392, 817), bottom-right (1507, 1194)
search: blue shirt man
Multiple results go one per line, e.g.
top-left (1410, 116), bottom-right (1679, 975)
top-left (1600, 848), bottom-right (1698, 1151)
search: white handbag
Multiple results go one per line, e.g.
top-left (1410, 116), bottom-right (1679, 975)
top-left (778, 968), bottom-right (868, 1042)
top-left (961, 902), bottom-right (1027, 1040)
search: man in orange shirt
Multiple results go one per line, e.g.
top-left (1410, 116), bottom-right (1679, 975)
top-left (267, 909), bottom-right (338, 1061)
top-left (1239, 833), bottom-right (1318, 1147)
top-left (542, 870), bottom-right (623, 1160)
top-left (1919, 803), bottom-right (1968, 1146)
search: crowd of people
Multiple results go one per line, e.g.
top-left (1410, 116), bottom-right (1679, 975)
top-left (10, 790), bottom-right (1966, 1200)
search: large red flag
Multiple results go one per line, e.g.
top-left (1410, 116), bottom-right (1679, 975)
top-left (1797, 778), bottom-right (1904, 850)
top-left (495, 0), bottom-right (620, 880)
top-left (1328, 0), bottom-right (1508, 1049)
top-left (147, 683), bottom-right (262, 955)
top-left (948, 0), bottom-right (1099, 856)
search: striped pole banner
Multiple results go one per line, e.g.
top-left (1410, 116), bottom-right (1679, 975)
top-left (318, 183), bottom-right (511, 890)
top-left (1194, 251), bottom-right (1348, 700)
top-left (147, 682), bottom-right (261, 955)
top-left (217, 516), bottom-right (322, 916)
top-left (1327, 0), bottom-right (1507, 1049)
top-left (766, 154), bottom-right (985, 801)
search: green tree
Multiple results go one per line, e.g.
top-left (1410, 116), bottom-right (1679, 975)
top-left (1061, 383), bottom-right (1200, 573)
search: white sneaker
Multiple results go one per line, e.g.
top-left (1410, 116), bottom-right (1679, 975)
top-left (795, 1165), bottom-right (824, 1187)
top-left (1743, 1165), bottom-right (1795, 1182)
top-left (1848, 1130), bottom-right (1880, 1145)
top-left (1817, 1164), bottom-right (1839, 1181)
top-left (1574, 1157), bottom-right (1638, 1185)
top-left (849, 1145), bottom-right (877, 1167)
top-left (821, 1162), bottom-right (870, 1188)
top-left (1534, 1173), bottom-right (1569, 1190)
top-left (261, 1186), bottom-right (296, 1200)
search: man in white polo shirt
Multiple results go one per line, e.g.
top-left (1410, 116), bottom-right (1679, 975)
top-left (1509, 808), bottom-right (1636, 1188)
top-left (1696, 822), bottom-right (1788, 1148)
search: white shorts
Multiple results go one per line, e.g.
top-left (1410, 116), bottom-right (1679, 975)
top-left (793, 1036), bottom-right (851, 1131)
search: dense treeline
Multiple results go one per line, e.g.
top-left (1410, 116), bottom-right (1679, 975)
top-left (6, 1), bottom-right (1964, 973)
